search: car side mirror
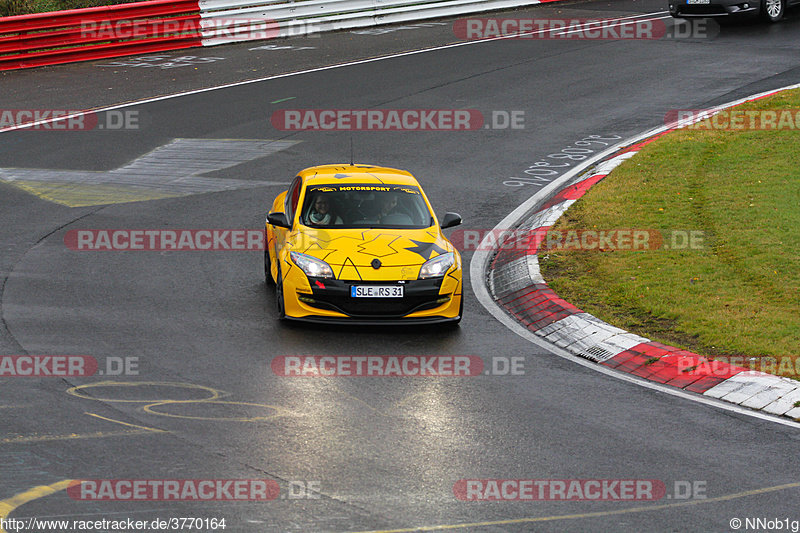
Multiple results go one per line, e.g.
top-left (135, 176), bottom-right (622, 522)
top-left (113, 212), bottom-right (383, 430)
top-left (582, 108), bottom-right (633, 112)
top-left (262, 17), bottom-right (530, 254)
top-left (267, 212), bottom-right (291, 229)
top-left (440, 212), bottom-right (462, 229)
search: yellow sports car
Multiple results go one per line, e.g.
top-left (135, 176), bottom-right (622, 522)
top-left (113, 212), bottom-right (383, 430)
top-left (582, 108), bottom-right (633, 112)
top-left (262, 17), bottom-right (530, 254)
top-left (265, 164), bottom-right (463, 324)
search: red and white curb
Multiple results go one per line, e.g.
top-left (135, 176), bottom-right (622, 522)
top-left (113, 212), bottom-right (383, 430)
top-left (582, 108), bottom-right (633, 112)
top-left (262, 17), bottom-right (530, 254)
top-left (472, 83), bottom-right (800, 424)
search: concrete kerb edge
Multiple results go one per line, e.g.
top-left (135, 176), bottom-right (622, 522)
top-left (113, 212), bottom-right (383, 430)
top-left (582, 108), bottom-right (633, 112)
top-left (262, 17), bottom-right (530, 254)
top-left (470, 82), bottom-right (800, 427)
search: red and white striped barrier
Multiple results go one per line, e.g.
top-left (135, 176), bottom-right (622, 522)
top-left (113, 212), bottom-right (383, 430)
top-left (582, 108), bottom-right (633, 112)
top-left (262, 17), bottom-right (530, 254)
top-left (0, 0), bottom-right (202, 71)
top-left (0, 0), bottom-right (567, 71)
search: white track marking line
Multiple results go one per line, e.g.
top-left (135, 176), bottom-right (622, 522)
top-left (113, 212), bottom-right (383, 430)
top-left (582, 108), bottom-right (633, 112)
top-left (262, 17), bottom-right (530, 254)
top-left (0, 11), bottom-right (670, 133)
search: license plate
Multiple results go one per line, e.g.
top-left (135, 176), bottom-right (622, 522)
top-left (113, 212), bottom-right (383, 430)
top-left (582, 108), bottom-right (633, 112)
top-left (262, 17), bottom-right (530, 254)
top-left (686, 0), bottom-right (710, 4)
top-left (351, 285), bottom-right (404, 298)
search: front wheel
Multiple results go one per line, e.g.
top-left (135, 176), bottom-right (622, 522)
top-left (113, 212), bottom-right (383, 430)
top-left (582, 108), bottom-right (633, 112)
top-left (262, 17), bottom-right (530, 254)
top-left (761, 0), bottom-right (785, 22)
top-left (264, 249), bottom-right (275, 286)
top-left (275, 262), bottom-right (286, 320)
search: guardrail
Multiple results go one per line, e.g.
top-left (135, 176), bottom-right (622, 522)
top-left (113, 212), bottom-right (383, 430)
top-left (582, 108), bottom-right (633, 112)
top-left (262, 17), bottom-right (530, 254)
top-left (199, 0), bottom-right (552, 42)
top-left (0, 0), bottom-right (560, 71)
top-left (0, 0), bottom-right (202, 70)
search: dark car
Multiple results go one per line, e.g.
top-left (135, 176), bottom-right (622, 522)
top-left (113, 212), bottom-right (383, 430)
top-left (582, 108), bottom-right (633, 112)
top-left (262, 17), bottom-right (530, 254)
top-left (669, 0), bottom-right (798, 22)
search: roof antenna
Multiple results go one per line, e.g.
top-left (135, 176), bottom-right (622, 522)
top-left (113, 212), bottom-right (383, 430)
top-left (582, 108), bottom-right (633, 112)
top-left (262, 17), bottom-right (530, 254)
top-left (349, 134), bottom-right (354, 166)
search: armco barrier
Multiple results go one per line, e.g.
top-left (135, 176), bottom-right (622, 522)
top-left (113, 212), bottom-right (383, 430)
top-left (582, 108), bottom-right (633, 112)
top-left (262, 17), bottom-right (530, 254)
top-left (0, 0), bottom-right (202, 70)
top-left (198, 0), bottom-right (560, 42)
top-left (0, 0), bottom-right (564, 71)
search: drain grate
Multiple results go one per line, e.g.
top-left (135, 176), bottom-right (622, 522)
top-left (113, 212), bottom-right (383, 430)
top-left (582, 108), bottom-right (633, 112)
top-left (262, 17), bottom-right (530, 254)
top-left (578, 346), bottom-right (616, 363)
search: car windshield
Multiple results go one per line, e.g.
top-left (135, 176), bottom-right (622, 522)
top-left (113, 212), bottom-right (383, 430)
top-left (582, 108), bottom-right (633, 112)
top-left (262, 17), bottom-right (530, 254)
top-left (300, 184), bottom-right (434, 229)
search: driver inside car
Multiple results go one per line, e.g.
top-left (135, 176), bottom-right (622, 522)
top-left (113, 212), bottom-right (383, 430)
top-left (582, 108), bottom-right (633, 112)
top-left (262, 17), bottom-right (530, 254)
top-left (306, 194), bottom-right (343, 226)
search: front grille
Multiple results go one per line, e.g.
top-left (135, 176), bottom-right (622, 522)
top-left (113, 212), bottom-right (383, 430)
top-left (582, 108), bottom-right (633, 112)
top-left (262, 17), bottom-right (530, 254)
top-left (304, 278), bottom-right (446, 318)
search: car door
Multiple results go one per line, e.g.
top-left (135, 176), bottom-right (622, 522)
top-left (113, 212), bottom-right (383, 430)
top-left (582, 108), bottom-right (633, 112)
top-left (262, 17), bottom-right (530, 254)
top-left (274, 175), bottom-right (303, 259)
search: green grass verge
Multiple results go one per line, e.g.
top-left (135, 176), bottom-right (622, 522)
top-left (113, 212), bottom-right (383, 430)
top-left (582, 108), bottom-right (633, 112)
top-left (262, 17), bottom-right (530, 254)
top-left (1, 0), bottom-right (145, 17)
top-left (540, 89), bottom-right (800, 372)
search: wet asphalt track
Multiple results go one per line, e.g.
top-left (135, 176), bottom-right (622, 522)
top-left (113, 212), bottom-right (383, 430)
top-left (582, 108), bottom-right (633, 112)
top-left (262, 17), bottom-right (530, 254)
top-left (2, 0), bottom-right (800, 531)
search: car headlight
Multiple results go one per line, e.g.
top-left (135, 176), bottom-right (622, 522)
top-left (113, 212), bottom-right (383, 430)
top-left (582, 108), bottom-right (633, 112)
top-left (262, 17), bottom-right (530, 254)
top-left (290, 251), bottom-right (334, 279)
top-left (419, 252), bottom-right (455, 279)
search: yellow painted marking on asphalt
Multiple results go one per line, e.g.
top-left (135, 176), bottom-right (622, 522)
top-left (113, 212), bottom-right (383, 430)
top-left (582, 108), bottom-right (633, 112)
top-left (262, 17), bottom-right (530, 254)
top-left (84, 412), bottom-right (168, 432)
top-left (8, 181), bottom-right (184, 207)
top-left (142, 400), bottom-right (289, 422)
top-left (83, 412), bottom-right (165, 430)
top-left (65, 381), bottom-right (225, 403)
top-left (0, 430), bottom-right (155, 444)
top-left (66, 382), bottom-right (291, 423)
top-left (0, 480), bottom-right (72, 533)
top-left (1, 138), bottom-right (297, 207)
top-left (346, 482), bottom-right (800, 533)
top-left (0, 411), bottom-right (167, 444)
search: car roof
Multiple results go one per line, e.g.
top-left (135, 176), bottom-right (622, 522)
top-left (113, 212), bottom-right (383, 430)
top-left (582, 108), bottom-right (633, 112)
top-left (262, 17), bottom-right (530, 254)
top-left (298, 164), bottom-right (421, 187)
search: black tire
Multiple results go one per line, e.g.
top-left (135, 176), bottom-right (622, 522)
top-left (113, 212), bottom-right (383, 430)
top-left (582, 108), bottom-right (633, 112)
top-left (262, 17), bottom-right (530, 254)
top-left (264, 249), bottom-right (275, 286)
top-left (275, 262), bottom-right (286, 320)
top-left (761, 0), bottom-right (785, 22)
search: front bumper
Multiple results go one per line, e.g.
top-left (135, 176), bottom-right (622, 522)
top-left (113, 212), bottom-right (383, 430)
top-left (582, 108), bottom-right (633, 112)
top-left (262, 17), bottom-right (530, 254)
top-left (283, 275), bottom-right (462, 323)
top-left (669, 0), bottom-right (759, 17)
top-left (283, 315), bottom-right (461, 326)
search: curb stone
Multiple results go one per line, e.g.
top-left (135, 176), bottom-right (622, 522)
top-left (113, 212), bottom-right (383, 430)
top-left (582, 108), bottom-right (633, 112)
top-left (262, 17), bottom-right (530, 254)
top-left (484, 83), bottom-right (800, 421)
